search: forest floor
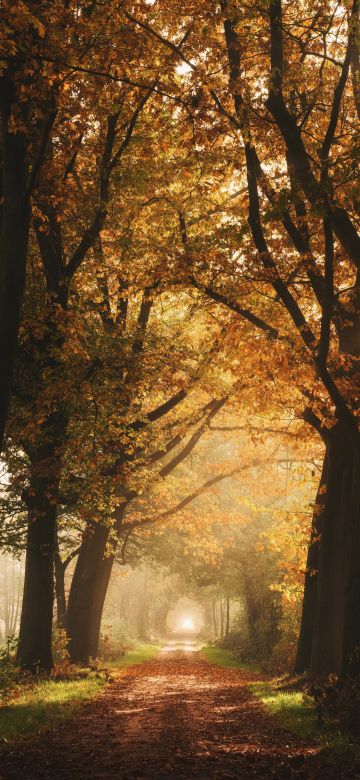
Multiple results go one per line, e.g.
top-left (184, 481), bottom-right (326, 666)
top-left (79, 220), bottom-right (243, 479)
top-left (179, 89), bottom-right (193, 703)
top-left (0, 642), bottom-right (359, 779)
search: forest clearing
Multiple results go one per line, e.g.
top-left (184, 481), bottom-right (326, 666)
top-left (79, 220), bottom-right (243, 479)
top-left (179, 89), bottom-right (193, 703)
top-left (0, 0), bottom-right (360, 776)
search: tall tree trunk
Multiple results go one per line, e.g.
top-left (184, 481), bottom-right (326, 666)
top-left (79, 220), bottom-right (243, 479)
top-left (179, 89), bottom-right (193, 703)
top-left (10, 564), bottom-right (21, 637)
top-left (16, 413), bottom-right (66, 671)
top-left (67, 506), bottom-right (126, 664)
top-left (4, 556), bottom-right (9, 638)
top-left (310, 425), bottom-right (354, 676)
top-left (342, 446), bottom-right (360, 675)
top-left (67, 524), bottom-right (115, 663)
top-left (294, 455), bottom-right (328, 673)
top-left (212, 599), bottom-right (218, 638)
top-left (54, 545), bottom-right (67, 630)
top-left (0, 78), bottom-right (31, 450)
top-left (8, 558), bottom-right (15, 635)
top-left (225, 596), bottom-right (230, 637)
top-left (16, 264), bottom-right (69, 671)
top-left (220, 597), bottom-right (224, 637)
top-left (153, 603), bottom-right (170, 638)
top-left (17, 465), bottom-right (59, 671)
top-left (0, 191), bottom-right (30, 450)
top-left (137, 569), bottom-right (149, 641)
top-left (243, 574), bottom-right (259, 647)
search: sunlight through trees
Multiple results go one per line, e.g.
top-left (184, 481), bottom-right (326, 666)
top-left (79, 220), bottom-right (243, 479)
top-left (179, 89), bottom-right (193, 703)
top-left (0, 1), bottom-right (360, 769)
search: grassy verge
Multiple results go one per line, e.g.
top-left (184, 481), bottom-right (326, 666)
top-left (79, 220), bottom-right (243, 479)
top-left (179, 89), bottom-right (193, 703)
top-left (250, 679), bottom-right (318, 740)
top-left (0, 643), bottom-right (160, 743)
top-left (201, 646), bottom-right (316, 738)
top-left (0, 674), bottom-right (105, 743)
top-left (106, 643), bottom-right (160, 670)
top-left (201, 645), bottom-right (357, 754)
top-left (251, 678), bottom-right (360, 759)
top-left (200, 645), bottom-right (259, 673)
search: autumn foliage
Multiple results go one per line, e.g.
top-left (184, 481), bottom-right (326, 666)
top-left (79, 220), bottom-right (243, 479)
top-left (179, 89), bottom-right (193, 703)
top-left (0, 0), bottom-right (359, 681)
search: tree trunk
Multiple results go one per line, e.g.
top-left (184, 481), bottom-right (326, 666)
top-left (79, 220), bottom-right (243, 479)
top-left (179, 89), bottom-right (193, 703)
top-left (54, 546), bottom-right (67, 630)
top-left (0, 101), bottom-right (30, 450)
top-left (67, 514), bottom-right (124, 664)
top-left (243, 575), bottom-right (259, 646)
top-left (16, 244), bottom-right (69, 670)
top-left (17, 399), bottom-right (67, 671)
top-left (225, 596), bottom-right (230, 637)
top-left (153, 603), bottom-right (170, 638)
top-left (137, 603), bottom-right (149, 641)
top-left (220, 597), bottom-right (224, 637)
top-left (137, 570), bottom-right (149, 641)
top-left (8, 558), bottom-right (16, 636)
top-left (17, 474), bottom-right (58, 671)
top-left (310, 425), bottom-right (354, 676)
top-left (342, 446), bottom-right (360, 675)
top-left (294, 455), bottom-right (328, 674)
top-left (212, 599), bottom-right (218, 638)
top-left (10, 563), bottom-right (21, 637)
top-left (4, 556), bottom-right (9, 638)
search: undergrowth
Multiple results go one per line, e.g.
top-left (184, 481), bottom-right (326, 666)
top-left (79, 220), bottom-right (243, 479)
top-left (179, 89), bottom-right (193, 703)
top-left (105, 643), bottom-right (160, 669)
top-left (250, 679), bottom-right (317, 741)
top-left (202, 645), bottom-right (359, 754)
top-left (200, 645), bottom-right (259, 673)
top-left (0, 673), bottom-right (105, 742)
top-left (0, 642), bottom-right (159, 743)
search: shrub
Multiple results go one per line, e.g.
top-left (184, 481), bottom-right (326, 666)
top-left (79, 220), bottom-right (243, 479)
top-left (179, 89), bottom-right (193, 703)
top-left (309, 676), bottom-right (360, 739)
top-left (52, 628), bottom-right (70, 664)
top-left (217, 631), bottom-right (266, 664)
top-left (0, 638), bottom-right (20, 703)
top-left (98, 632), bottom-right (133, 661)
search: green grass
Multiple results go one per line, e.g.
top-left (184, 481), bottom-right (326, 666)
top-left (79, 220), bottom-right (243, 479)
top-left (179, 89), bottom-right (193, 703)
top-left (200, 646), bottom-right (355, 752)
top-left (106, 643), bottom-right (160, 669)
top-left (250, 680), bottom-right (318, 740)
top-left (201, 646), bottom-right (317, 740)
top-left (0, 675), bottom-right (104, 743)
top-left (0, 643), bottom-right (160, 743)
top-left (200, 645), bottom-right (259, 673)
top-left (250, 679), bottom-right (360, 755)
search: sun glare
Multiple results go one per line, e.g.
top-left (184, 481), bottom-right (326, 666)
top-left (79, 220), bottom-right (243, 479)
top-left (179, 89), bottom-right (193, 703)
top-left (181, 617), bottom-right (195, 631)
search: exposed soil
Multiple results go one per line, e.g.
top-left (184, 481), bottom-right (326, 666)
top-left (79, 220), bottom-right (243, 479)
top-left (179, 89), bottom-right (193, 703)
top-left (1, 646), bottom-right (359, 779)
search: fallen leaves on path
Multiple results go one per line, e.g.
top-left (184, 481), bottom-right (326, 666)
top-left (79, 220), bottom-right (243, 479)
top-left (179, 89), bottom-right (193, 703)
top-left (0, 651), bottom-right (359, 779)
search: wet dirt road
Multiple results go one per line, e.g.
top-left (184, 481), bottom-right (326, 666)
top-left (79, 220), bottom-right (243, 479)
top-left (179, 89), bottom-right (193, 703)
top-left (0, 644), bottom-right (358, 779)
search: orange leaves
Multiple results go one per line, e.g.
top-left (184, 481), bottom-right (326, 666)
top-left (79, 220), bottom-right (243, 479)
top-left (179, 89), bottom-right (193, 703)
top-left (18, 318), bottom-right (48, 344)
top-left (5, 0), bottom-right (45, 37)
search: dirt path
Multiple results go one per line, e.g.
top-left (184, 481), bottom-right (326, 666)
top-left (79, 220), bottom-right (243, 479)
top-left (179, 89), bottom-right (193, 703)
top-left (0, 647), bottom-right (358, 779)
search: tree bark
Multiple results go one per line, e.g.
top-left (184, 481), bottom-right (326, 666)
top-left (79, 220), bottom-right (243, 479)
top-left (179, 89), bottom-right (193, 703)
top-left (294, 455), bottom-right (328, 674)
top-left (4, 556), bottom-right (9, 638)
top-left (225, 596), bottom-right (230, 637)
top-left (212, 599), bottom-right (218, 638)
top-left (342, 447), bottom-right (360, 675)
top-left (310, 424), bottom-right (355, 676)
top-left (67, 507), bottom-right (127, 664)
top-left (137, 569), bottom-right (149, 640)
top-left (67, 525), bottom-right (115, 663)
top-left (153, 602), bottom-right (170, 638)
top-left (10, 563), bottom-right (21, 637)
top-left (16, 316), bottom-right (68, 671)
top-left (16, 445), bottom-right (61, 671)
top-left (0, 77), bottom-right (31, 449)
top-left (15, 206), bottom-right (70, 670)
top-left (54, 542), bottom-right (67, 630)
